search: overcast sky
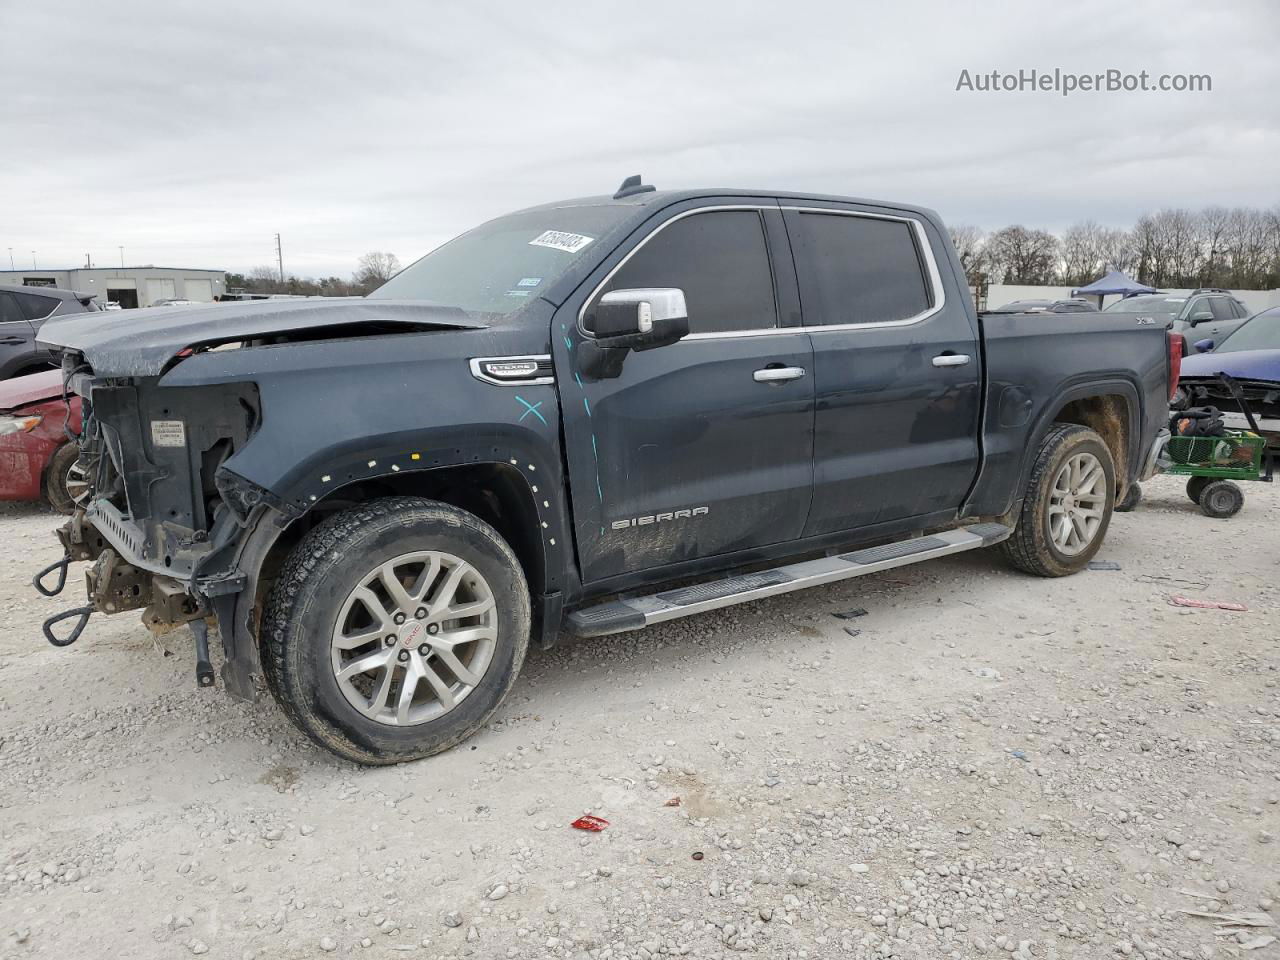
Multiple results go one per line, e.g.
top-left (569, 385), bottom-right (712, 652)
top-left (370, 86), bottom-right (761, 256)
top-left (3, 0), bottom-right (1277, 278)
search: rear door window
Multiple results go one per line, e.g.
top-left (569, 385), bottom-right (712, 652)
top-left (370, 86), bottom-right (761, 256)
top-left (14, 292), bottom-right (59, 321)
top-left (0, 293), bottom-right (29, 324)
top-left (1209, 297), bottom-right (1234, 321)
top-left (786, 212), bottom-right (933, 326)
top-left (592, 209), bottom-right (777, 335)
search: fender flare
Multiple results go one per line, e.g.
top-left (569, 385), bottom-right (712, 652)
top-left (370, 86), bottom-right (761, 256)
top-left (1017, 375), bottom-right (1143, 494)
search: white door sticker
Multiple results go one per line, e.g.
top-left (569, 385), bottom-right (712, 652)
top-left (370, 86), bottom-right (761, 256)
top-left (528, 230), bottom-right (594, 254)
top-left (151, 420), bottom-right (186, 448)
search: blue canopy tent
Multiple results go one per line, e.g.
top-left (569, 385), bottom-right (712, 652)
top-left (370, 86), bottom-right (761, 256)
top-left (1071, 269), bottom-right (1156, 308)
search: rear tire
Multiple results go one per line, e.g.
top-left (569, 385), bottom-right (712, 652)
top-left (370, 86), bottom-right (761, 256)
top-left (1000, 424), bottom-right (1115, 577)
top-left (1197, 480), bottom-right (1243, 519)
top-left (1186, 476), bottom-right (1211, 504)
top-left (261, 497), bottom-right (530, 764)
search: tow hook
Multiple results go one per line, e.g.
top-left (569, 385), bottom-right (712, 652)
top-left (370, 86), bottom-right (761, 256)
top-left (33, 554), bottom-right (72, 597)
top-left (42, 606), bottom-right (93, 647)
top-left (189, 619), bottom-right (216, 688)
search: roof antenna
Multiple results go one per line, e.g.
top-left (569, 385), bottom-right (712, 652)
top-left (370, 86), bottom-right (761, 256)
top-left (613, 174), bottom-right (655, 199)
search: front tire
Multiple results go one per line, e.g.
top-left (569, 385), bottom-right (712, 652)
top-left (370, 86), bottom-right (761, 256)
top-left (44, 443), bottom-right (86, 515)
top-left (261, 497), bottom-right (530, 764)
top-left (1000, 424), bottom-right (1115, 577)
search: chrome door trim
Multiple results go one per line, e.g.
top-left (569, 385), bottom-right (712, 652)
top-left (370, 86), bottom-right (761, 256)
top-left (778, 205), bottom-right (947, 333)
top-left (574, 202), bottom-right (949, 343)
top-left (575, 204), bottom-right (780, 341)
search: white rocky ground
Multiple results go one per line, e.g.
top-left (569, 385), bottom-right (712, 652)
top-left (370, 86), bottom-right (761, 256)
top-left (1, 474), bottom-right (1277, 960)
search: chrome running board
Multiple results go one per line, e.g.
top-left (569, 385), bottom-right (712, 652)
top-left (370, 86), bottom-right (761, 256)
top-left (566, 523), bottom-right (1012, 637)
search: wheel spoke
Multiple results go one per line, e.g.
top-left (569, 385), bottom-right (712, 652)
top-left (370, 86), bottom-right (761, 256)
top-left (396, 658), bottom-right (422, 724)
top-left (352, 587), bottom-right (394, 630)
top-left (336, 647), bottom-right (393, 683)
top-left (378, 562), bottom-right (416, 616)
top-left (437, 596), bottom-right (496, 622)
top-left (433, 625), bottom-right (496, 649)
top-left (366, 662), bottom-right (396, 717)
top-left (428, 563), bottom-right (469, 616)
top-left (435, 646), bottom-right (481, 686)
top-left (420, 661), bottom-right (456, 710)
top-left (411, 554), bottom-right (442, 603)
top-left (334, 626), bottom-right (386, 651)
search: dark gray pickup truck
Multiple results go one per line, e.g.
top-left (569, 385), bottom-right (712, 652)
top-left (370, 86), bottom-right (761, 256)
top-left (35, 179), bottom-right (1175, 764)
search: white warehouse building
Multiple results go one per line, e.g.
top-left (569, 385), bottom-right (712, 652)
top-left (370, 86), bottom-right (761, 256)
top-left (0, 266), bottom-right (226, 309)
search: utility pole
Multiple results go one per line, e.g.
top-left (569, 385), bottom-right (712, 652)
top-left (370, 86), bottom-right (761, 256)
top-left (7, 248), bottom-right (13, 270)
top-left (85, 253), bottom-right (92, 268)
top-left (31, 251), bottom-right (36, 269)
top-left (275, 233), bottom-right (284, 284)
top-left (118, 246), bottom-right (124, 268)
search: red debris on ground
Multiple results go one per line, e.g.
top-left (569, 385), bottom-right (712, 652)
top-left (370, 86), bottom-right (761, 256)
top-left (570, 815), bottom-right (609, 832)
top-left (1169, 595), bottom-right (1248, 611)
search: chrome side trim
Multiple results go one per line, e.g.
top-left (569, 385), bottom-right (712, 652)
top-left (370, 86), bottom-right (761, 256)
top-left (574, 203), bottom-right (948, 342)
top-left (468, 355), bottom-right (554, 387)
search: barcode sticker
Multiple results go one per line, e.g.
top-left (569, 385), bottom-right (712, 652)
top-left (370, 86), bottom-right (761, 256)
top-left (528, 230), bottom-right (594, 254)
top-left (151, 420), bottom-right (186, 448)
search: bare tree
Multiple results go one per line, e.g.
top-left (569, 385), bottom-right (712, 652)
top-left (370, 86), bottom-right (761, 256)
top-left (986, 226), bottom-right (1059, 284)
top-left (1058, 221), bottom-right (1107, 286)
top-left (353, 252), bottom-right (402, 292)
top-left (948, 225), bottom-right (988, 287)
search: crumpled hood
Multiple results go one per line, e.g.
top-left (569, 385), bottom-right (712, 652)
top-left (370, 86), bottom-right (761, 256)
top-left (36, 297), bottom-right (487, 377)
top-left (1181, 348), bottom-right (1280, 384)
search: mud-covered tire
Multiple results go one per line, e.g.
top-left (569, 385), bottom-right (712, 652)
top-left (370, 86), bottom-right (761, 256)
top-left (1197, 480), bottom-right (1243, 519)
top-left (1000, 423), bottom-right (1116, 577)
top-left (1186, 476), bottom-right (1211, 504)
top-left (261, 497), bottom-right (530, 765)
top-left (44, 443), bottom-right (80, 515)
top-left (1115, 481), bottom-right (1142, 512)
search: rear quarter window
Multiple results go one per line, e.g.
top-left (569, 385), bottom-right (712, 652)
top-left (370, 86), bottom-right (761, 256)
top-left (786, 212), bottom-right (933, 326)
top-left (14, 292), bottom-right (59, 321)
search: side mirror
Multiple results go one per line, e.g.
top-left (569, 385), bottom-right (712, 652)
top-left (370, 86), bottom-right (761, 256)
top-left (1194, 338), bottom-right (1214, 353)
top-left (587, 288), bottom-right (689, 349)
top-left (1187, 310), bottom-right (1213, 326)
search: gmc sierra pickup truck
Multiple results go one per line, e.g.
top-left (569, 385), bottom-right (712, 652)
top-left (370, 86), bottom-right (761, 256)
top-left (35, 178), bottom-right (1175, 764)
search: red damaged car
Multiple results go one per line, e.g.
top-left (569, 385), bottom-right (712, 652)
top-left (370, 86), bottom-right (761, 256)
top-left (0, 370), bottom-right (85, 513)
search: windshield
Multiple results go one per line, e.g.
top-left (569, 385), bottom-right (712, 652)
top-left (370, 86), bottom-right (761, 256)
top-left (1105, 295), bottom-right (1182, 315)
top-left (1215, 307), bottom-right (1280, 353)
top-left (368, 205), bottom-right (631, 315)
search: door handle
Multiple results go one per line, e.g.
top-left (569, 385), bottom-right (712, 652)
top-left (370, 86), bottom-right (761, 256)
top-left (753, 366), bottom-right (806, 383)
top-left (0, 337), bottom-right (27, 345)
top-left (932, 354), bottom-right (971, 367)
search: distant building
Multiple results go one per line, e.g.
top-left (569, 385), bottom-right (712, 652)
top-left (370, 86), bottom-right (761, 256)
top-left (0, 266), bottom-right (226, 308)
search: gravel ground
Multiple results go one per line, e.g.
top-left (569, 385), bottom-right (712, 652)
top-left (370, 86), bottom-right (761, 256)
top-left (1, 474), bottom-right (1277, 959)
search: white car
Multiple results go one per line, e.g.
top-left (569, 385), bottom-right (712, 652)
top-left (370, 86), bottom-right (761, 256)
top-left (151, 298), bottom-right (201, 307)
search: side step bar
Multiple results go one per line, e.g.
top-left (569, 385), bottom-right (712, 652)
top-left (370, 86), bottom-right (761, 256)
top-left (566, 523), bottom-right (1013, 637)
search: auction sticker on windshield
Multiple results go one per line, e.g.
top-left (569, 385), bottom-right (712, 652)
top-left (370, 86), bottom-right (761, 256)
top-left (529, 230), bottom-right (594, 254)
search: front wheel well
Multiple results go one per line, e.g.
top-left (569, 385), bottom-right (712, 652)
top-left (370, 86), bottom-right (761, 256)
top-left (1048, 394), bottom-right (1132, 494)
top-left (252, 463), bottom-right (546, 626)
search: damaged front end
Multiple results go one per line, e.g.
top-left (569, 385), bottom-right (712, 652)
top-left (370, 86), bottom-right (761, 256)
top-left (35, 353), bottom-right (283, 698)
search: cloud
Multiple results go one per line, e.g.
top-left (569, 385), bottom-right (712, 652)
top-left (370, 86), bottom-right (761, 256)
top-left (2, 0), bottom-right (1276, 276)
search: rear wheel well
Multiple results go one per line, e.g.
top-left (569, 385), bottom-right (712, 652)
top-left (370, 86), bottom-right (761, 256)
top-left (252, 464), bottom-right (545, 630)
top-left (1050, 394), bottom-right (1132, 493)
